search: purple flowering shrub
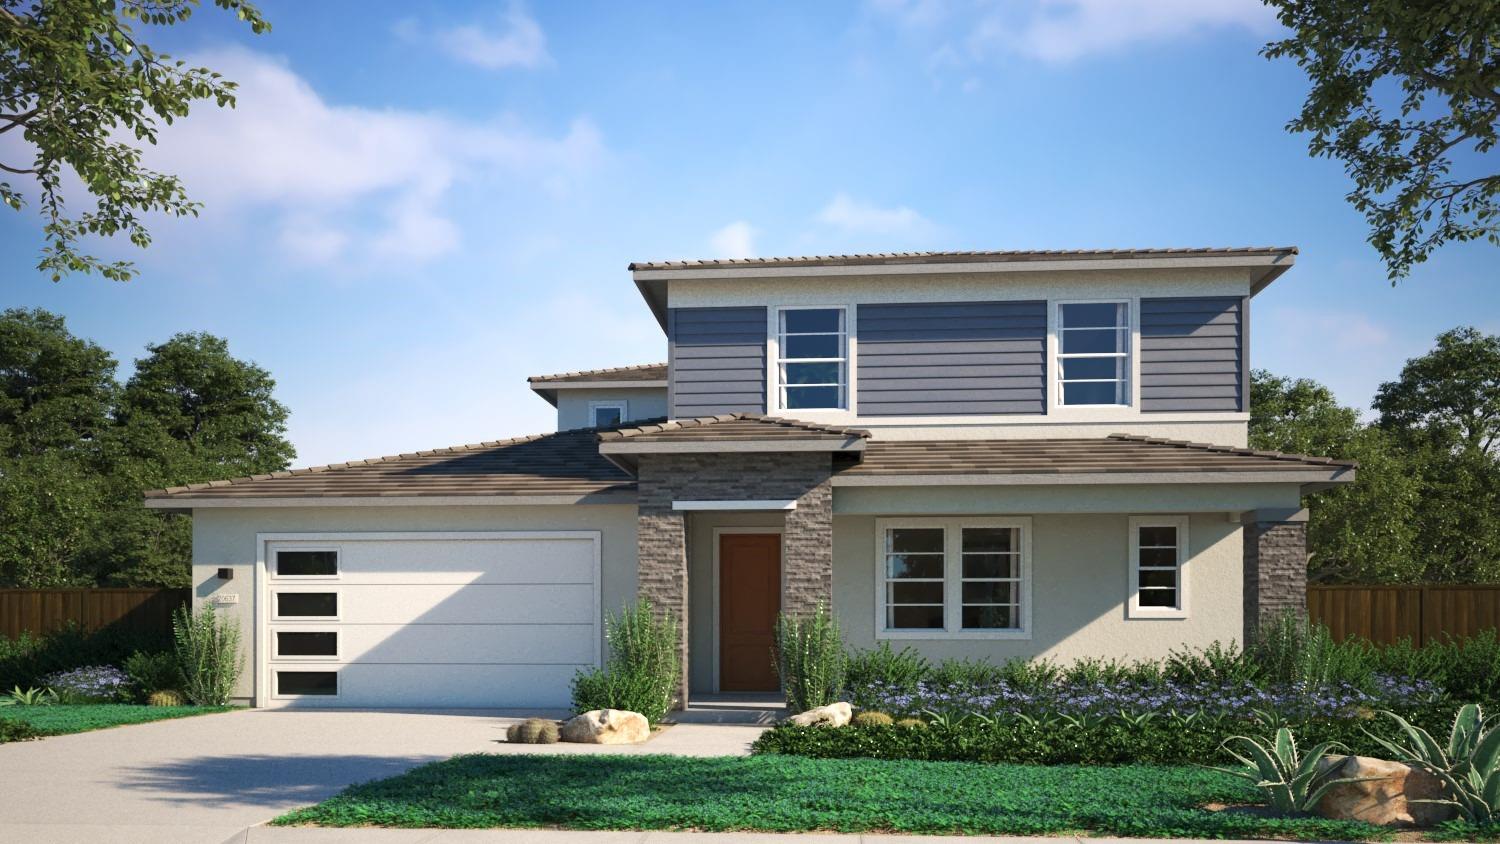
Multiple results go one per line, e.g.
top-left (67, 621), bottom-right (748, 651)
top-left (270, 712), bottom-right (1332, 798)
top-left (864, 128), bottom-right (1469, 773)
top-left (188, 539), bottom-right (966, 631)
top-left (43, 665), bottom-right (132, 703)
top-left (853, 675), bottom-right (1440, 723)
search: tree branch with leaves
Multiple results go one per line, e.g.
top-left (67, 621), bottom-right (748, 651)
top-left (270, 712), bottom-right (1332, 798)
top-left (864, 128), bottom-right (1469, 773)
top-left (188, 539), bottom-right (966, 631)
top-left (1263, 0), bottom-right (1499, 280)
top-left (1, 0), bottom-right (268, 282)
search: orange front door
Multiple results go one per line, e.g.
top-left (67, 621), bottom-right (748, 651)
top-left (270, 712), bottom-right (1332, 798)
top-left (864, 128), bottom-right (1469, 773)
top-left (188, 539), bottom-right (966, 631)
top-left (718, 533), bottom-right (782, 692)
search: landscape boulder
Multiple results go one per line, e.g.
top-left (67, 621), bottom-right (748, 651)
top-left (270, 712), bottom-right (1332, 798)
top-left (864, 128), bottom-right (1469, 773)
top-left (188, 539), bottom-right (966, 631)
top-left (560, 708), bottom-right (650, 744)
top-left (1314, 754), bottom-right (1454, 827)
top-left (787, 701), bottom-right (852, 727)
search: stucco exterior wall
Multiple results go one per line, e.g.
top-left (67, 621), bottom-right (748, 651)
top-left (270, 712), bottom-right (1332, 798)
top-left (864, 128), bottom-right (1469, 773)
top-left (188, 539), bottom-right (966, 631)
top-left (833, 511), bottom-right (1246, 663)
top-left (553, 387), bottom-right (668, 430)
top-left (190, 504), bottom-right (639, 704)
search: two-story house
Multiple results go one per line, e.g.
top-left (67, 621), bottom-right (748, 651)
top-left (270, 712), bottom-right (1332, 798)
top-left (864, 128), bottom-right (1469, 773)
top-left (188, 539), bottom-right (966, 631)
top-left (147, 247), bottom-right (1355, 709)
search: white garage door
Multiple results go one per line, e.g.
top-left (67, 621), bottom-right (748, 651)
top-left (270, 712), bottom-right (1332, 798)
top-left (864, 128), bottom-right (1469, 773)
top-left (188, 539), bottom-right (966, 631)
top-left (257, 532), bottom-right (600, 708)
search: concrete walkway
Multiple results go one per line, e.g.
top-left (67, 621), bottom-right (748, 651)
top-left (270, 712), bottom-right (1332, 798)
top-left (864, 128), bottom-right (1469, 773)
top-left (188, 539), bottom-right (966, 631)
top-left (0, 708), bottom-right (766, 844)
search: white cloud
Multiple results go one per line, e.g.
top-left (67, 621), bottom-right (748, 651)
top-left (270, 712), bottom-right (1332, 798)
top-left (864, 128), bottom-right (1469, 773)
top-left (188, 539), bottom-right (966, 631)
top-left (872, 0), bottom-right (1278, 65)
top-left (141, 47), bottom-right (603, 268)
top-left (401, 2), bottom-right (552, 71)
top-left (709, 221), bottom-right (758, 258)
top-left (817, 193), bottom-right (935, 236)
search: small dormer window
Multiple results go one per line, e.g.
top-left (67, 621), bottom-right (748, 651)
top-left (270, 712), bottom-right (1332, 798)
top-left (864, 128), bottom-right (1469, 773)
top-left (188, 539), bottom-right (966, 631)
top-left (777, 307), bottom-right (847, 410)
top-left (590, 401), bottom-right (626, 428)
top-left (1057, 302), bottom-right (1130, 406)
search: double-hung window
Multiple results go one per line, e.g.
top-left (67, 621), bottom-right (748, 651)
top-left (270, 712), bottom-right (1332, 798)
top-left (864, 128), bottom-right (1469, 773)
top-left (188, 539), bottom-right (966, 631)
top-left (877, 518), bottom-right (1030, 638)
top-left (1128, 516), bottom-right (1189, 618)
top-left (1057, 302), bottom-right (1130, 406)
top-left (776, 308), bottom-right (846, 410)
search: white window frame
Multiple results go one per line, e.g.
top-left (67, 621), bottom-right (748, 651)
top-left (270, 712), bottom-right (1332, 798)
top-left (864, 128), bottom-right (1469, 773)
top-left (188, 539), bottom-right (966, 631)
top-left (1127, 515), bottom-right (1190, 619)
top-left (269, 587), bottom-right (341, 622)
top-left (271, 629), bottom-right (341, 661)
top-left (873, 516), bottom-right (1032, 640)
top-left (1054, 299), bottom-right (1133, 408)
top-left (588, 400), bottom-right (627, 428)
top-left (269, 545), bottom-right (340, 581)
top-left (271, 667), bottom-right (340, 700)
top-left (771, 305), bottom-right (850, 413)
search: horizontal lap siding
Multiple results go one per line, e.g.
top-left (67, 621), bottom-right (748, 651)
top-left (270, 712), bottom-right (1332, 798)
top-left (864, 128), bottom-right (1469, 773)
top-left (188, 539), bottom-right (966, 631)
top-left (669, 306), bottom-right (767, 417)
top-left (857, 301), bottom-right (1046, 416)
top-left (1140, 297), bottom-right (1245, 412)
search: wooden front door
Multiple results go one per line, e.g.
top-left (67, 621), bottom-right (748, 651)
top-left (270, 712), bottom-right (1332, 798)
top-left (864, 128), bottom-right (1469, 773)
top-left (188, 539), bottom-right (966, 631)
top-left (718, 533), bottom-right (782, 691)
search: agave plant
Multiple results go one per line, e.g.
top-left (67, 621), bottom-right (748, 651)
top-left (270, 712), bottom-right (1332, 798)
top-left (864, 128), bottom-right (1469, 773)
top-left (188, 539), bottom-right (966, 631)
top-left (1, 687), bottom-right (57, 706)
top-left (1205, 727), bottom-right (1376, 816)
top-left (1366, 703), bottom-right (1500, 825)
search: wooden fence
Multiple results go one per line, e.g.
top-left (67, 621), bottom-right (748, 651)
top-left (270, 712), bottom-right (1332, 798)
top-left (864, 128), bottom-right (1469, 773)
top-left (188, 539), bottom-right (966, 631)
top-left (1308, 584), bottom-right (1500, 646)
top-left (0, 588), bottom-right (190, 640)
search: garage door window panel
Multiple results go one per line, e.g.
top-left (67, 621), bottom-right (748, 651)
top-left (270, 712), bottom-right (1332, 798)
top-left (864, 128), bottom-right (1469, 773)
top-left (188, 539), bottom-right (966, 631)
top-left (275, 670), bottom-right (338, 697)
top-left (273, 548), bottom-right (339, 579)
top-left (273, 590), bottom-right (339, 620)
top-left (274, 630), bottom-right (339, 659)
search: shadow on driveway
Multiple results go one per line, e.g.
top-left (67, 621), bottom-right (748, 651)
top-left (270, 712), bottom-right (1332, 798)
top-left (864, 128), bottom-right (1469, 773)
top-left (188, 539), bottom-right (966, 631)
top-left (118, 753), bottom-right (445, 808)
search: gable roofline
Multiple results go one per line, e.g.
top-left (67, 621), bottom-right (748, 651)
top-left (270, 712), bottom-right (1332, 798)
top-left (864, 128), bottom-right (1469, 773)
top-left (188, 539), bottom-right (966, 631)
top-left (631, 246), bottom-right (1298, 331)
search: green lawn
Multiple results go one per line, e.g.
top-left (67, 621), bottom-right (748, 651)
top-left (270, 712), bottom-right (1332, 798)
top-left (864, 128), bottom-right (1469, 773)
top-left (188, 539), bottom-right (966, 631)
top-left (0, 704), bottom-right (230, 740)
top-left (273, 754), bottom-right (1408, 840)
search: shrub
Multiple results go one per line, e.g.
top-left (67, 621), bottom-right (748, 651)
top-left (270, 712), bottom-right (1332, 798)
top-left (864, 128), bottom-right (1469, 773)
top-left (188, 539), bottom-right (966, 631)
top-left (42, 665), bottom-right (131, 702)
top-left (0, 719), bottom-right (40, 743)
top-left (846, 643), bottom-right (928, 704)
top-left (173, 605), bottom-right (243, 706)
top-left (895, 717), bottom-right (925, 728)
top-left (506, 718), bottom-right (560, 744)
top-left (570, 599), bottom-right (679, 724)
top-left (0, 623), bottom-right (173, 690)
top-left (852, 711), bottom-right (893, 727)
top-left (2, 686), bottom-right (56, 706)
top-left (147, 689), bottom-right (187, 707)
top-left (124, 651), bottom-right (183, 699)
top-left (773, 604), bottom-right (845, 714)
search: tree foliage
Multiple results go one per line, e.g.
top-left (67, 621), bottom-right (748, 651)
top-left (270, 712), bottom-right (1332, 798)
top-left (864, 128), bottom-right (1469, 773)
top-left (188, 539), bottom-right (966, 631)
top-left (0, 308), bottom-right (292, 587)
top-left (1251, 326), bottom-right (1500, 583)
top-left (1263, 0), bottom-right (1500, 280)
top-left (1, 0), bottom-right (269, 282)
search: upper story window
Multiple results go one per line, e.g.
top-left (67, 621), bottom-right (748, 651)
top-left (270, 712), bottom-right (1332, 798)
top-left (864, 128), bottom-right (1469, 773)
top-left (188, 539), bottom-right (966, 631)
top-left (776, 308), bottom-right (846, 410)
top-left (590, 401), bottom-right (626, 428)
top-left (1057, 302), bottom-right (1130, 406)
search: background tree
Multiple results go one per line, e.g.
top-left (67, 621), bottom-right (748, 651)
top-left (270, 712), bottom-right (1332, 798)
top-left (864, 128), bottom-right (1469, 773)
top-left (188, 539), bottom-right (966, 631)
top-left (0, 310), bottom-right (293, 587)
top-left (1250, 370), bottom-right (1423, 582)
top-left (1263, 0), bottom-right (1500, 280)
top-left (1, 0), bottom-right (268, 282)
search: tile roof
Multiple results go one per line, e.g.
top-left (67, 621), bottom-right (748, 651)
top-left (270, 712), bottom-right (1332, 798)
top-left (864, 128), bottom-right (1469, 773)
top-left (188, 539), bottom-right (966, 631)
top-left (144, 427), bottom-right (636, 500)
top-left (629, 246), bottom-right (1298, 272)
top-left (837, 434), bottom-right (1356, 478)
top-left (597, 413), bottom-right (871, 443)
top-left (528, 363), bottom-right (668, 384)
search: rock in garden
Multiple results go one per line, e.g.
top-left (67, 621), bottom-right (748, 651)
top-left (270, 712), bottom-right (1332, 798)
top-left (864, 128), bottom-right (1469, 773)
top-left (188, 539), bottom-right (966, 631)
top-left (560, 708), bottom-right (650, 744)
top-left (1314, 754), bottom-right (1454, 827)
top-left (787, 701), bottom-right (852, 727)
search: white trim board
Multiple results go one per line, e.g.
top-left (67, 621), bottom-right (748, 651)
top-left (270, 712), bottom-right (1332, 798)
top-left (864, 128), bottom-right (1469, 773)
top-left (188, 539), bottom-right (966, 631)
top-left (674, 500), bottom-right (797, 511)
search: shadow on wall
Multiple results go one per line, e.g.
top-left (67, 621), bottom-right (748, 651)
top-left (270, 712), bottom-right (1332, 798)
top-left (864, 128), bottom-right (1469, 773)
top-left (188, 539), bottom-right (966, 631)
top-left (118, 753), bottom-right (444, 807)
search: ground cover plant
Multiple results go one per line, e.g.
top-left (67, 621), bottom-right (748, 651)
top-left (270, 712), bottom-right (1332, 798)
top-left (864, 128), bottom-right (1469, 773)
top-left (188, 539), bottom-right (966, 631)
top-left (272, 754), bottom-right (1390, 840)
top-left (0, 704), bottom-right (229, 742)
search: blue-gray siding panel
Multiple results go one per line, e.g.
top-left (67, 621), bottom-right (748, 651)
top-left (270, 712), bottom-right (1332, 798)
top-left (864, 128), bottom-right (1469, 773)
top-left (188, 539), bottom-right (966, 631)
top-left (668, 307), bottom-right (767, 416)
top-left (1139, 297), bottom-right (1245, 412)
top-left (856, 301), bottom-right (1046, 416)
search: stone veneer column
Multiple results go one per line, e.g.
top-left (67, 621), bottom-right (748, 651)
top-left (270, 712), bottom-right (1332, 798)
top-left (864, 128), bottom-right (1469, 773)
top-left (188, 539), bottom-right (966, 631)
top-left (633, 451), bottom-right (834, 707)
top-left (1242, 513), bottom-right (1309, 644)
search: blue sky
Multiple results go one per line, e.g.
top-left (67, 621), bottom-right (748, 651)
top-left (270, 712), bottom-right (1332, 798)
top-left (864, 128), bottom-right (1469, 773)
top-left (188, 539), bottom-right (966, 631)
top-left (2, 0), bottom-right (1495, 468)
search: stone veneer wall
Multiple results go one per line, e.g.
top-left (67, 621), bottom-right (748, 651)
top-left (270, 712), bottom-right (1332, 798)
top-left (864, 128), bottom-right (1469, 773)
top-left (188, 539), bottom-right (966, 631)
top-left (635, 451), bottom-right (834, 705)
top-left (1242, 519), bottom-right (1308, 644)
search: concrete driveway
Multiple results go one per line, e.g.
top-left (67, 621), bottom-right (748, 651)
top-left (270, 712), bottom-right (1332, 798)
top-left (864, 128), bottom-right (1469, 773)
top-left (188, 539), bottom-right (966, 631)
top-left (0, 708), bottom-right (766, 844)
